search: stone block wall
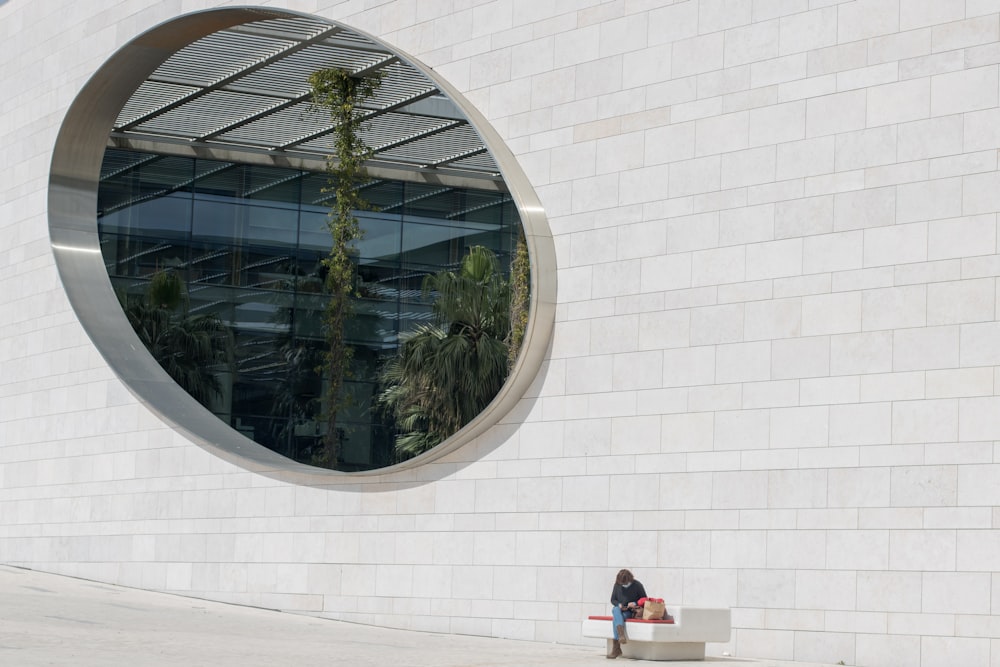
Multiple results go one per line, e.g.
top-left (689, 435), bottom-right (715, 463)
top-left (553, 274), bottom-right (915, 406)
top-left (2, 1), bottom-right (1000, 665)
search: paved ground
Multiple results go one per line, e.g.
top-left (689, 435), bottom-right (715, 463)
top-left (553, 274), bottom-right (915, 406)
top-left (0, 564), bottom-right (841, 667)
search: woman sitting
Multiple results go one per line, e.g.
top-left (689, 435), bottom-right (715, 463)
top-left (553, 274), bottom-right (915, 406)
top-left (607, 568), bottom-right (647, 659)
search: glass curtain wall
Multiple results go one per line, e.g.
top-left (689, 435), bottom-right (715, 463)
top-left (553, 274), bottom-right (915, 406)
top-left (98, 148), bottom-right (519, 471)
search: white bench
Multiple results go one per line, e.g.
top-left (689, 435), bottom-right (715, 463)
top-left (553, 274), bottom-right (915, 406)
top-left (581, 606), bottom-right (731, 661)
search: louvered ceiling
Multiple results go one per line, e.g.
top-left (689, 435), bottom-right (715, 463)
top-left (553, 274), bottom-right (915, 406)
top-left (108, 15), bottom-right (502, 186)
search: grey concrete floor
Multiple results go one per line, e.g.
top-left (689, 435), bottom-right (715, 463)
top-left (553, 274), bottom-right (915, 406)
top-left (0, 564), bottom-right (841, 667)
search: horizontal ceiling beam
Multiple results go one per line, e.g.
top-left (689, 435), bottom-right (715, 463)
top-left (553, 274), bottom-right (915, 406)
top-left (107, 134), bottom-right (507, 192)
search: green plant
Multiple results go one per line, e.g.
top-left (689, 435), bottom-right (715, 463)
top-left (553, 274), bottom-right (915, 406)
top-left (378, 246), bottom-right (511, 459)
top-left (307, 66), bottom-right (382, 467)
top-left (507, 228), bottom-right (530, 370)
top-left (121, 270), bottom-right (233, 408)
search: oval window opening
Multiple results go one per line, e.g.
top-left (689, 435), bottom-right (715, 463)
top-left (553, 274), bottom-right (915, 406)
top-left (49, 8), bottom-right (555, 477)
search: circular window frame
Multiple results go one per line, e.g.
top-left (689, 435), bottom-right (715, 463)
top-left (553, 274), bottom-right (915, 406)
top-left (48, 7), bottom-right (556, 481)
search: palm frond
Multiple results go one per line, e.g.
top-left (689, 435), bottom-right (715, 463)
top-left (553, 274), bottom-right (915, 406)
top-left (123, 272), bottom-right (234, 408)
top-left (378, 246), bottom-right (512, 461)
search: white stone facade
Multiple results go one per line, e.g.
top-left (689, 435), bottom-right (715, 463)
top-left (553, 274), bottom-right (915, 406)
top-left (2, 1), bottom-right (1000, 665)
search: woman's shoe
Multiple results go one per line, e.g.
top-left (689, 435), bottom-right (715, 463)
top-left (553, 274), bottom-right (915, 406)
top-left (615, 624), bottom-right (627, 644)
top-left (606, 639), bottom-right (622, 659)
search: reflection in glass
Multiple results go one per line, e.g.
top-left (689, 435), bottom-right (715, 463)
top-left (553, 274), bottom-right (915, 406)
top-left (97, 149), bottom-right (519, 471)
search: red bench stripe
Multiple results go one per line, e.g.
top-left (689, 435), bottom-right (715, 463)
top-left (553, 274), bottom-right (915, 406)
top-left (587, 615), bottom-right (674, 624)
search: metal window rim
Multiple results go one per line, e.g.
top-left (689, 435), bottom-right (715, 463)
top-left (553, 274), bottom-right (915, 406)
top-left (48, 6), bottom-right (556, 483)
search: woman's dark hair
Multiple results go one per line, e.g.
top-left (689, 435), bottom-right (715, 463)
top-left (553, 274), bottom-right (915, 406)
top-left (615, 569), bottom-right (634, 585)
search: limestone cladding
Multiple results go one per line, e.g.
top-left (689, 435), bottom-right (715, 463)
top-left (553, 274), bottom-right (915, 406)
top-left (2, 1), bottom-right (1000, 665)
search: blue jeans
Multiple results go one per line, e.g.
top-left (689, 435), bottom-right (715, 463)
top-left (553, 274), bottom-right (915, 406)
top-left (611, 606), bottom-right (632, 639)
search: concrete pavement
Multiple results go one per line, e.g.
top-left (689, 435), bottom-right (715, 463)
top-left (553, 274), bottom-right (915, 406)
top-left (0, 565), bottom-right (842, 667)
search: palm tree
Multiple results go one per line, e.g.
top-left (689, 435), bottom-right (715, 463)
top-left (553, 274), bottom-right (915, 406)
top-left (378, 246), bottom-right (511, 459)
top-left (121, 271), bottom-right (234, 408)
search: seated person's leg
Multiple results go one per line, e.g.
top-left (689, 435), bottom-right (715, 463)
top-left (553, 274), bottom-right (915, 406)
top-left (611, 606), bottom-right (624, 639)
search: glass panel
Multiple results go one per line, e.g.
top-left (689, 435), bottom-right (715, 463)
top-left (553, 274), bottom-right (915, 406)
top-left (101, 233), bottom-right (190, 281)
top-left (100, 192), bottom-right (192, 240)
top-left (245, 165), bottom-right (302, 206)
top-left (356, 211), bottom-right (402, 263)
top-left (400, 217), bottom-right (506, 268)
top-left (246, 205), bottom-right (299, 247)
top-left (192, 200), bottom-right (299, 248)
top-left (298, 210), bottom-right (331, 254)
top-left (97, 148), bottom-right (522, 472)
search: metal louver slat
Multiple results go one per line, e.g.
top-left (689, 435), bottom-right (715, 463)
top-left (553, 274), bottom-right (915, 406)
top-left (137, 91), bottom-right (283, 137)
top-left (116, 82), bottom-right (200, 128)
top-left (152, 32), bottom-right (293, 86)
top-left (107, 15), bottom-right (502, 188)
top-left (369, 61), bottom-right (436, 110)
top-left (449, 152), bottom-right (500, 174)
top-left (217, 102), bottom-right (330, 147)
top-left (232, 46), bottom-right (388, 98)
top-left (229, 15), bottom-right (333, 41)
top-left (380, 124), bottom-right (483, 165)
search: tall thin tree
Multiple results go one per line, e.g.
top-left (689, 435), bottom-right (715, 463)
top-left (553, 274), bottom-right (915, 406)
top-left (308, 67), bottom-right (382, 467)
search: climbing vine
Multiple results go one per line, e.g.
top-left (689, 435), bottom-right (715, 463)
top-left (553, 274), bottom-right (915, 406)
top-left (507, 229), bottom-right (530, 370)
top-left (308, 66), bottom-right (382, 467)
